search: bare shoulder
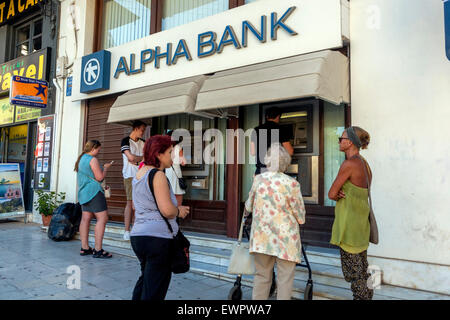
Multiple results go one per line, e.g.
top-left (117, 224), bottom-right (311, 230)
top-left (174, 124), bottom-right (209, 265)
top-left (89, 156), bottom-right (99, 166)
top-left (154, 170), bottom-right (168, 182)
top-left (340, 159), bottom-right (356, 170)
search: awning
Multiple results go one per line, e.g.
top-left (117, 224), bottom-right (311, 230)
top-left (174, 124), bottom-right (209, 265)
top-left (107, 75), bottom-right (207, 125)
top-left (195, 50), bottom-right (349, 112)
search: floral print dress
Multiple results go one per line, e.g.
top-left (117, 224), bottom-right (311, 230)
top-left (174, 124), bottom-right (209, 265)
top-left (245, 172), bottom-right (306, 263)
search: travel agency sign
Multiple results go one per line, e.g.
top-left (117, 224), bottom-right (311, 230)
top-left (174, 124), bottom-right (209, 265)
top-left (74, 0), bottom-right (345, 99)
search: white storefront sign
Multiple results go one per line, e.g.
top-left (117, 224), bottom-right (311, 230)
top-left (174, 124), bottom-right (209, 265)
top-left (71, 0), bottom-right (346, 101)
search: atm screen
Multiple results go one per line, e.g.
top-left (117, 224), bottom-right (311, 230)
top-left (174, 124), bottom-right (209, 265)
top-left (279, 110), bottom-right (310, 152)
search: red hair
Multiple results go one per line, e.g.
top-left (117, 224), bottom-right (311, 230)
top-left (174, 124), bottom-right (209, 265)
top-left (143, 135), bottom-right (175, 167)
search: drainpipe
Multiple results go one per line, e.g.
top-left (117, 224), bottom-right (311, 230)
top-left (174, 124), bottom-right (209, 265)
top-left (52, 78), bottom-right (65, 194)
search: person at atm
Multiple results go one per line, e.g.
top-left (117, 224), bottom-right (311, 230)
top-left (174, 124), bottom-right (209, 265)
top-left (251, 107), bottom-right (294, 175)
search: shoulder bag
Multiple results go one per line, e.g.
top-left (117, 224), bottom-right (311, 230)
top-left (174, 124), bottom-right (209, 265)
top-left (358, 156), bottom-right (379, 245)
top-left (227, 212), bottom-right (256, 275)
top-left (148, 168), bottom-right (190, 274)
top-left (171, 165), bottom-right (187, 191)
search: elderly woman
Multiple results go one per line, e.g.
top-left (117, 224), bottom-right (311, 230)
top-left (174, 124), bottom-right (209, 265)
top-left (245, 143), bottom-right (306, 300)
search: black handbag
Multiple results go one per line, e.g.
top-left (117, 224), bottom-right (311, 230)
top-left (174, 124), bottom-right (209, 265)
top-left (172, 165), bottom-right (187, 191)
top-left (148, 168), bottom-right (190, 274)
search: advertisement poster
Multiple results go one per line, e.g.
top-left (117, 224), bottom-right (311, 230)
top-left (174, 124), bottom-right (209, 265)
top-left (15, 107), bottom-right (42, 123)
top-left (38, 129), bottom-right (44, 142)
top-left (0, 164), bottom-right (25, 218)
top-left (34, 115), bottom-right (55, 190)
top-left (9, 76), bottom-right (48, 109)
top-left (38, 173), bottom-right (45, 188)
top-left (37, 142), bottom-right (43, 157)
top-left (0, 97), bottom-right (14, 125)
top-left (45, 127), bottom-right (51, 141)
top-left (43, 158), bottom-right (49, 173)
top-left (44, 142), bottom-right (50, 157)
top-left (36, 159), bottom-right (42, 172)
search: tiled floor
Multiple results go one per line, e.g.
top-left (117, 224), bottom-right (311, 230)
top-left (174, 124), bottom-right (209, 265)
top-left (0, 221), bottom-right (251, 300)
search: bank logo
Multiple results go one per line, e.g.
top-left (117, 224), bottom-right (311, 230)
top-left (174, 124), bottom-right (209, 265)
top-left (83, 58), bottom-right (100, 85)
top-left (80, 50), bottom-right (111, 93)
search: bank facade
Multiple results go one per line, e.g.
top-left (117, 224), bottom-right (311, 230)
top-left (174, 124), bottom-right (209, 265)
top-left (48, 0), bottom-right (449, 296)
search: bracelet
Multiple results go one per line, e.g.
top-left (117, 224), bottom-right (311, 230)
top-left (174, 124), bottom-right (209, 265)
top-left (176, 208), bottom-right (180, 217)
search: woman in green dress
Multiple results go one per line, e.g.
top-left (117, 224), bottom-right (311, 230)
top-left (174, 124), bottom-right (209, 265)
top-left (328, 126), bottom-right (374, 300)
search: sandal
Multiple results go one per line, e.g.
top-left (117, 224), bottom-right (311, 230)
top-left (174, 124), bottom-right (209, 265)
top-left (80, 247), bottom-right (94, 256)
top-left (93, 249), bottom-right (112, 259)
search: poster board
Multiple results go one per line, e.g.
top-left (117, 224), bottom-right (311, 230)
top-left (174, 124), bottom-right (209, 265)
top-left (10, 76), bottom-right (48, 109)
top-left (0, 163), bottom-right (25, 220)
top-left (34, 114), bottom-right (55, 190)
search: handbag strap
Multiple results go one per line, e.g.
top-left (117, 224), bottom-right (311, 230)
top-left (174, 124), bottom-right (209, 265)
top-left (238, 213), bottom-right (246, 244)
top-left (147, 168), bottom-right (175, 237)
top-left (79, 170), bottom-right (104, 186)
top-left (171, 165), bottom-right (181, 179)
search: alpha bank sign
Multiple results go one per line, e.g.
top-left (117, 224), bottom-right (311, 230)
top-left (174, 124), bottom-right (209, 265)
top-left (80, 7), bottom-right (297, 94)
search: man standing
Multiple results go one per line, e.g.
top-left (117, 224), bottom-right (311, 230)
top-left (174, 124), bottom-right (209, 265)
top-left (121, 120), bottom-right (146, 240)
top-left (251, 107), bottom-right (294, 175)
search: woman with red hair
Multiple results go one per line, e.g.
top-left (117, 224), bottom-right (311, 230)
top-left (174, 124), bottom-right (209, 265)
top-left (130, 135), bottom-right (190, 300)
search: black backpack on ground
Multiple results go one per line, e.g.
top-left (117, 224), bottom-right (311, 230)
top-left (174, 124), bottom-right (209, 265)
top-left (48, 203), bottom-right (82, 241)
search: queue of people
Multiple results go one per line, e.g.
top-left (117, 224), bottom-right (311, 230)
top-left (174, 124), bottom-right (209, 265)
top-left (73, 112), bottom-right (375, 300)
top-left (244, 107), bottom-right (374, 300)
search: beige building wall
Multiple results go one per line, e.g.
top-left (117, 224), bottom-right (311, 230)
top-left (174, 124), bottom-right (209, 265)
top-left (350, 0), bottom-right (450, 294)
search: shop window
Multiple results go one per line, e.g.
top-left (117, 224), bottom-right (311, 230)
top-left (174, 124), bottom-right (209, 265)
top-left (323, 102), bottom-right (346, 206)
top-left (14, 18), bottom-right (43, 58)
top-left (241, 104), bottom-right (259, 201)
top-left (164, 114), bottom-right (226, 201)
top-left (162, 0), bottom-right (228, 31)
top-left (102, 0), bottom-right (152, 49)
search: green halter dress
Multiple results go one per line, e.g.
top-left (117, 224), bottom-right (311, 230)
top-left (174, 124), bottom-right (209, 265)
top-left (330, 180), bottom-right (370, 254)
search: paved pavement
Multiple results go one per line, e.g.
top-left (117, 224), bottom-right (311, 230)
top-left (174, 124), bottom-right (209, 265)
top-left (0, 220), bottom-right (252, 300)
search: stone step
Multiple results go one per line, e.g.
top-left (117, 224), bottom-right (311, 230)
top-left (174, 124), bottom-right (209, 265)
top-left (88, 223), bottom-right (342, 267)
top-left (188, 244), bottom-right (350, 289)
top-left (78, 226), bottom-right (450, 300)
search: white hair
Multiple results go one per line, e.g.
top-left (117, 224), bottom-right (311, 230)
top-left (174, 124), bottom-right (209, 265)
top-left (264, 143), bottom-right (291, 173)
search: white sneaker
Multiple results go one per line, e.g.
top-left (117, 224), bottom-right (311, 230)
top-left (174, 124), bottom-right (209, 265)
top-left (123, 231), bottom-right (130, 241)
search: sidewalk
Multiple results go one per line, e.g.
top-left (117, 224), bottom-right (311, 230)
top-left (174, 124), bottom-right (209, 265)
top-left (0, 221), bottom-right (252, 300)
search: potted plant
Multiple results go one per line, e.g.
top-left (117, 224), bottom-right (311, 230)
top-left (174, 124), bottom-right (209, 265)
top-left (34, 190), bottom-right (66, 227)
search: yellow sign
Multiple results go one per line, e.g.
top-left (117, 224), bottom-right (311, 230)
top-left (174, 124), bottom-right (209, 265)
top-left (0, 0), bottom-right (44, 26)
top-left (15, 106), bottom-right (41, 122)
top-left (0, 48), bottom-right (47, 94)
top-left (0, 97), bottom-right (14, 125)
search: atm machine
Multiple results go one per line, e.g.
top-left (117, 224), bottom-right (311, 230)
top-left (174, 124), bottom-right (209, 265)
top-left (262, 99), bottom-right (320, 204)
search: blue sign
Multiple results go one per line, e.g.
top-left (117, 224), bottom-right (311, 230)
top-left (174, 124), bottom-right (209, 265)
top-left (445, 0), bottom-right (450, 60)
top-left (9, 76), bottom-right (48, 109)
top-left (80, 50), bottom-right (111, 93)
top-left (66, 76), bottom-right (73, 96)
